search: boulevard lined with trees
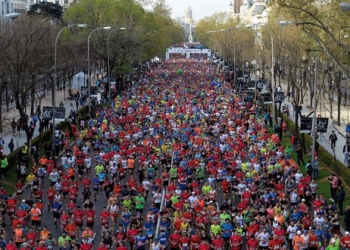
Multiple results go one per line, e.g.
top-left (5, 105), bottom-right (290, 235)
top-left (194, 2), bottom-right (350, 128)
top-left (0, 0), bottom-right (184, 144)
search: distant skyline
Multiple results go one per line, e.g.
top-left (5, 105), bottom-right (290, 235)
top-left (166, 0), bottom-right (231, 20)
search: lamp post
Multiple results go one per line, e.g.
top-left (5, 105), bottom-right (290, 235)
top-left (269, 30), bottom-right (275, 131)
top-left (53, 23), bottom-right (87, 142)
top-left (3, 12), bottom-right (19, 18)
top-left (87, 26), bottom-right (111, 114)
top-left (228, 28), bottom-right (236, 84)
top-left (236, 25), bottom-right (245, 77)
top-left (311, 53), bottom-right (318, 164)
top-left (245, 24), bottom-right (258, 99)
top-left (107, 27), bottom-right (126, 104)
top-left (340, 2), bottom-right (350, 11)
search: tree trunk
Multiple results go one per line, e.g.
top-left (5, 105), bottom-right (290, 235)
top-left (337, 71), bottom-right (342, 126)
top-left (30, 87), bottom-right (35, 116)
top-left (16, 87), bottom-right (32, 145)
top-left (5, 86), bottom-right (9, 112)
top-left (0, 89), bottom-right (3, 134)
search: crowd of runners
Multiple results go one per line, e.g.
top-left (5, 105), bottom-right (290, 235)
top-left (0, 58), bottom-right (349, 250)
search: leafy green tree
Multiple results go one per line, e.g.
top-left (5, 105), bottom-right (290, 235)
top-left (64, 0), bottom-right (183, 76)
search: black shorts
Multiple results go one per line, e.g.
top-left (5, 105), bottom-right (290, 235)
top-left (75, 222), bottom-right (83, 228)
top-left (53, 212), bottom-right (60, 219)
top-left (32, 220), bottom-right (40, 226)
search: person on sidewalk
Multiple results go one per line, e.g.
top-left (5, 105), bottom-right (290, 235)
top-left (296, 141), bottom-right (305, 166)
top-left (312, 157), bottom-right (319, 179)
top-left (8, 138), bottom-right (14, 153)
top-left (338, 186), bottom-right (345, 215)
top-left (0, 156), bottom-right (8, 179)
top-left (329, 131), bottom-right (338, 149)
top-left (343, 143), bottom-right (350, 163)
top-left (305, 160), bottom-right (313, 177)
top-left (32, 114), bottom-right (38, 128)
top-left (0, 137), bottom-right (4, 148)
top-left (11, 119), bottom-right (16, 134)
top-left (328, 174), bottom-right (339, 202)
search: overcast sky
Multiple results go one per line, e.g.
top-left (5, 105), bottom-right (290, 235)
top-left (166, 0), bottom-right (230, 20)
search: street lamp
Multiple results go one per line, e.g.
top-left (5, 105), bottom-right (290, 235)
top-left (245, 24), bottom-right (258, 99)
top-left (340, 2), bottom-right (350, 11)
top-left (228, 28), bottom-right (237, 84)
top-left (87, 26), bottom-right (111, 114)
top-left (265, 28), bottom-right (276, 131)
top-left (107, 27), bottom-right (126, 104)
top-left (236, 25), bottom-right (246, 75)
top-left (3, 12), bottom-right (19, 18)
top-left (53, 23), bottom-right (87, 142)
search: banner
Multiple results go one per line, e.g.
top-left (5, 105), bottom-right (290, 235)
top-left (81, 87), bottom-right (88, 97)
top-left (91, 87), bottom-right (99, 97)
top-left (262, 93), bottom-right (272, 104)
top-left (274, 92), bottom-right (285, 103)
top-left (256, 80), bottom-right (264, 90)
top-left (42, 106), bottom-right (53, 120)
top-left (317, 118), bottom-right (329, 133)
top-left (81, 86), bottom-right (99, 97)
top-left (55, 107), bottom-right (66, 119)
top-left (248, 81), bottom-right (255, 90)
top-left (300, 117), bottom-right (312, 133)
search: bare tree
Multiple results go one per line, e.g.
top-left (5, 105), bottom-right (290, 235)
top-left (0, 16), bottom-right (54, 145)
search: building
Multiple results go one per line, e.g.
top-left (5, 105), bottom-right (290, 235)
top-left (182, 6), bottom-right (192, 22)
top-left (0, 0), bottom-right (15, 15)
top-left (228, 0), bottom-right (270, 24)
top-left (25, 0), bottom-right (75, 11)
top-left (229, 0), bottom-right (243, 14)
top-left (174, 6), bottom-right (196, 43)
top-left (0, 0), bottom-right (75, 16)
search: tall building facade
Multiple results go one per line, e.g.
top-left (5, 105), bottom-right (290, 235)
top-left (25, 0), bottom-right (74, 11)
top-left (233, 0), bottom-right (243, 14)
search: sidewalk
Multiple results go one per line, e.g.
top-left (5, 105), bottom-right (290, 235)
top-left (1, 73), bottom-right (85, 155)
top-left (278, 80), bottom-right (348, 167)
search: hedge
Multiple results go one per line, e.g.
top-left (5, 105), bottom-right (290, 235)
top-left (6, 105), bottom-right (89, 176)
top-left (281, 113), bottom-right (349, 180)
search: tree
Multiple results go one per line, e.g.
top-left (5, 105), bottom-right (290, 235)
top-left (28, 1), bottom-right (64, 24)
top-left (271, 0), bottom-right (350, 124)
top-left (0, 15), bottom-right (54, 145)
top-left (64, 0), bottom-right (183, 78)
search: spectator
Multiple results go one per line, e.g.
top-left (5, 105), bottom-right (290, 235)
top-left (329, 131), bottom-right (338, 149)
top-left (8, 139), bottom-right (14, 153)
